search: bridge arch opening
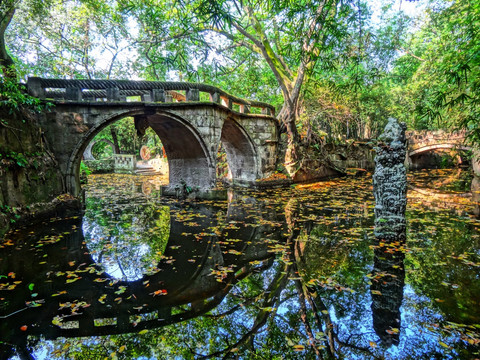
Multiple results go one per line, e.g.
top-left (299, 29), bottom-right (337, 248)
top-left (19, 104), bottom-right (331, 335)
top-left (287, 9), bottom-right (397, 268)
top-left (408, 144), bottom-right (471, 170)
top-left (219, 118), bottom-right (258, 184)
top-left (79, 116), bottom-right (167, 179)
top-left (83, 138), bottom-right (117, 161)
top-left (70, 110), bottom-right (215, 195)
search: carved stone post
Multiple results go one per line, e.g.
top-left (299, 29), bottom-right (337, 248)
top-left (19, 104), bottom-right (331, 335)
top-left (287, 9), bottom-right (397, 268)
top-left (261, 108), bottom-right (272, 116)
top-left (239, 104), bottom-right (250, 114)
top-left (220, 96), bottom-right (233, 109)
top-left (27, 77), bottom-right (45, 98)
top-left (141, 93), bottom-right (152, 102)
top-left (209, 92), bottom-right (221, 103)
top-left (106, 87), bottom-right (120, 101)
top-left (186, 88), bottom-right (200, 101)
top-left (373, 117), bottom-right (407, 242)
top-left (66, 87), bottom-right (82, 101)
top-left (151, 89), bottom-right (166, 102)
top-left (371, 118), bottom-right (407, 346)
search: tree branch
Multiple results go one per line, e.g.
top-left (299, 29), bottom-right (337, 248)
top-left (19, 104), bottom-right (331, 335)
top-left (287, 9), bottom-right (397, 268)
top-left (0, 0), bottom-right (16, 77)
top-left (199, 263), bottom-right (291, 359)
top-left (206, 26), bottom-right (260, 54)
top-left (398, 47), bottom-right (425, 62)
top-left (294, 279), bottom-right (323, 359)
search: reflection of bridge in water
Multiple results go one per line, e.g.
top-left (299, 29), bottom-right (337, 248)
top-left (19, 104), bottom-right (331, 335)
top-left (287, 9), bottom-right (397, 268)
top-left (0, 194), bottom-right (287, 356)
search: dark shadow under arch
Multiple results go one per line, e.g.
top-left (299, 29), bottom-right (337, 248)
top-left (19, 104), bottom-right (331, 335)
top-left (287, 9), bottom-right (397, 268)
top-left (147, 112), bottom-right (215, 190)
top-left (220, 118), bottom-right (258, 184)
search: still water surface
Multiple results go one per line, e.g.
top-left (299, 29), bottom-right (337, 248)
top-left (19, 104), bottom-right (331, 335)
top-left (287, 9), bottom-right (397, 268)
top-left (1, 169), bottom-right (479, 359)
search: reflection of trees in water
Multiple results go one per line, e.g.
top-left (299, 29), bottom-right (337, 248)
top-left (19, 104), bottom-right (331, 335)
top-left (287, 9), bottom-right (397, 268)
top-left (406, 209), bottom-right (480, 325)
top-left (0, 192), bottom-right (290, 358)
top-left (2, 173), bottom-right (479, 359)
top-left (291, 201), bottom-right (379, 359)
top-left (83, 197), bottom-right (171, 281)
top-left (1, 193), bottom-right (375, 359)
top-left (180, 198), bottom-right (379, 359)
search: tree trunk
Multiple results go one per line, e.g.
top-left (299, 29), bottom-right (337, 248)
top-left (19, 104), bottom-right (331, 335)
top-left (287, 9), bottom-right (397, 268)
top-left (278, 89), bottom-right (303, 176)
top-left (110, 127), bottom-right (120, 154)
top-left (278, 103), bottom-right (299, 144)
top-left (0, 1), bottom-right (16, 78)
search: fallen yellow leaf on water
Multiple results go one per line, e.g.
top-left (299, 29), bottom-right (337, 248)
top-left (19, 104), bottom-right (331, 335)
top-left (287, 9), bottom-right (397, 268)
top-left (293, 344), bottom-right (305, 351)
top-left (66, 277), bottom-right (81, 284)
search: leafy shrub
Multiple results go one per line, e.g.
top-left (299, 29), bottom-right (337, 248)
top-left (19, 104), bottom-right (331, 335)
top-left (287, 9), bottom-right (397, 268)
top-left (0, 76), bottom-right (49, 113)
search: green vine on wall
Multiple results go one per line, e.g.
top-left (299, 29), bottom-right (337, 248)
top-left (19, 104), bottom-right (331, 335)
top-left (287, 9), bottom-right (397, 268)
top-left (0, 150), bottom-right (42, 168)
top-left (0, 204), bottom-right (21, 223)
top-left (0, 77), bottom-right (51, 114)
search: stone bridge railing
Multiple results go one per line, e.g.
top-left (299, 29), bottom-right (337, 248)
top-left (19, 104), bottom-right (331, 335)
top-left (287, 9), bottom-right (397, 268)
top-left (27, 77), bottom-right (276, 116)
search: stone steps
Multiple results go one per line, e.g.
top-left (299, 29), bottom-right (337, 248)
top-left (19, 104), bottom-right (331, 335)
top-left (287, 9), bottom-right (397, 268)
top-left (135, 165), bottom-right (162, 175)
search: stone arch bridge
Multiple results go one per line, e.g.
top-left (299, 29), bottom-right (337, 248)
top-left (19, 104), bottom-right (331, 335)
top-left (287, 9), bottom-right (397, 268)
top-left (406, 130), bottom-right (470, 167)
top-left (28, 77), bottom-right (279, 197)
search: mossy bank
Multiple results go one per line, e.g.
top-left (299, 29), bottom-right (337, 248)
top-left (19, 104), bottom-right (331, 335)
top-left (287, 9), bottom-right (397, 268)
top-left (0, 107), bottom-right (80, 236)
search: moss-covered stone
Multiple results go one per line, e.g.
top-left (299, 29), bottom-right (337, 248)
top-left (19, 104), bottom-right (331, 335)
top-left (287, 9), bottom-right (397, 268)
top-left (0, 107), bottom-right (67, 233)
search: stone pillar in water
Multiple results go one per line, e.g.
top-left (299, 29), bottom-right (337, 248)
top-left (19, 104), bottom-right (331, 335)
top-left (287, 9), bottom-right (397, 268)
top-left (373, 118), bottom-right (407, 241)
top-left (371, 118), bottom-right (407, 346)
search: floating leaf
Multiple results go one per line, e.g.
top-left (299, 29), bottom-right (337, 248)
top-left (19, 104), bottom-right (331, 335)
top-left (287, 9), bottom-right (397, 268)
top-left (439, 341), bottom-right (450, 348)
top-left (52, 316), bottom-right (62, 326)
top-left (262, 307), bottom-right (276, 312)
top-left (292, 344), bottom-right (305, 351)
top-left (66, 277), bottom-right (81, 284)
top-left (115, 286), bottom-right (127, 295)
top-left (150, 289), bottom-right (168, 296)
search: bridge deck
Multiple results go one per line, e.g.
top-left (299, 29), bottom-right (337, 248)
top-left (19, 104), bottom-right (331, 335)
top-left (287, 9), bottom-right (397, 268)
top-left (27, 77), bottom-right (276, 116)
